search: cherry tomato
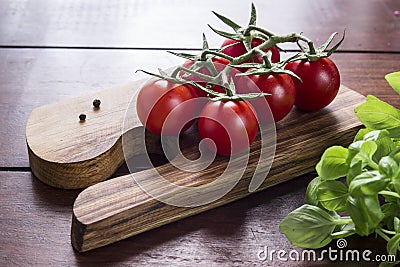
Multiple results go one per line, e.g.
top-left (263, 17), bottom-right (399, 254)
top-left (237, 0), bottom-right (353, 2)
top-left (180, 57), bottom-right (231, 97)
top-left (284, 57), bottom-right (340, 111)
top-left (237, 72), bottom-right (296, 122)
top-left (136, 79), bottom-right (199, 136)
top-left (198, 100), bottom-right (258, 156)
top-left (221, 38), bottom-right (280, 66)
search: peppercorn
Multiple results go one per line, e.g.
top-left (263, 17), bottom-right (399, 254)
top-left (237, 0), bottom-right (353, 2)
top-left (79, 113), bottom-right (86, 121)
top-left (93, 99), bottom-right (101, 108)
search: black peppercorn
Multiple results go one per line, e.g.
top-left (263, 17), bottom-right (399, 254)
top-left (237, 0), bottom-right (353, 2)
top-left (93, 99), bottom-right (101, 108)
top-left (79, 114), bottom-right (86, 121)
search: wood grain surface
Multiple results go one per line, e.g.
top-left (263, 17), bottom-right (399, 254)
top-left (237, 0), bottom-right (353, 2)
top-left (1, 52), bottom-right (400, 168)
top-left (0, 0), bottom-right (399, 52)
top-left (26, 81), bottom-right (143, 188)
top-left (0, 172), bottom-right (386, 267)
top-left (1, 0), bottom-right (400, 266)
top-left (71, 86), bottom-right (365, 252)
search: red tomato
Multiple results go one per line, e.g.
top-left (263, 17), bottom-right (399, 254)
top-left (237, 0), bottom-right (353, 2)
top-left (284, 57), bottom-right (340, 111)
top-left (180, 57), bottom-right (231, 97)
top-left (221, 38), bottom-right (280, 66)
top-left (136, 79), bottom-right (199, 136)
top-left (237, 72), bottom-right (296, 122)
top-left (198, 100), bottom-right (258, 156)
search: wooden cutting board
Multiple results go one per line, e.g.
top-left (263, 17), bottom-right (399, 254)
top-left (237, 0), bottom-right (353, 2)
top-left (26, 81), bottom-right (365, 252)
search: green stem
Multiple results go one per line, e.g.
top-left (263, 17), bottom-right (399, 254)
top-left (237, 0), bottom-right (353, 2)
top-left (307, 40), bottom-right (316, 55)
top-left (174, 66), bottom-right (215, 82)
top-left (233, 33), bottom-right (312, 65)
top-left (254, 48), bottom-right (272, 68)
top-left (379, 228), bottom-right (397, 236)
top-left (243, 25), bottom-right (275, 37)
top-left (376, 228), bottom-right (391, 242)
top-left (200, 31), bottom-right (317, 66)
top-left (379, 190), bottom-right (400, 199)
top-left (220, 66), bottom-right (233, 97)
top-left (368, 160), bottom-right (379, 170)
top-left (200, 50), bottom-right (233, 61)
top-left (334, 216), bottom-right (353, 225)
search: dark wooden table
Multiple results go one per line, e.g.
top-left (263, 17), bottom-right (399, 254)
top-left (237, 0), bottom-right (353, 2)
top-left (1, 0), bottom-right (400, 266)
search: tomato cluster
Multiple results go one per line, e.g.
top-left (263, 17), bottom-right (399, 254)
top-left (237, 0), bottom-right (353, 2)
top-left (137, 57), bottom-right (260, 156)
top-left (136, 4), bottom-right (343, 156)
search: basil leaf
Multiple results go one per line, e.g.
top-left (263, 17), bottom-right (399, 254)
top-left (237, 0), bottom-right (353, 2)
top-left (354, 128), bottom-right (371, 142)
top-left (305, 177), bottom-right (322, 206)
top-left (346, 160), bottom-right (363, 185)
top-left (394, 217), bottom-right (400, 233)
top-left (355, 95), bottom-right (400, 138)
top-left (331, 223), bottom-right (356, 239)
top-left (279, 204), bottom-right (337, 248)
top-left (316, 146), bottom-right (349, 180)
top-left (349, 171), bottom-right (390, 197)
top-left (379, 156), bottom-right (399, 179)
top-left (347, 195), bottom-right (384, 236)
top-left (385, 71), bottom-right (400, 95)
top-left (382, 203), bottom-right (400, 230)
top-left (347, 140), bottom-right (364, 164)
top-left (379, 261), bottom-right (400, 267)
top-left (381, 155), bottom-right (400, 194)
top-left (387, 233), bottom-right (400, 257)
top-left (363, 130), bottom-right (396, 162)
top-left (348, 140), bottom-right (378, 170)
top-left (360, 140), bottom-right (378, 160)
top-left (317, 180), bottom-right (348, 212)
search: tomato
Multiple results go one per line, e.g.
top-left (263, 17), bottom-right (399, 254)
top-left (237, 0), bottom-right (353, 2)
top-left (221, 38), bottom-right (280, 66)
top-left (284, 57), bottom-right (340, 111)
top-left (237, 72), bottom-right (296, 122)
top-left (180, 57), bottom-right (231, 97)
top-left (136, 79), bottom-right (199, 136)
top-left (198, 100), bottom-right (258, 156)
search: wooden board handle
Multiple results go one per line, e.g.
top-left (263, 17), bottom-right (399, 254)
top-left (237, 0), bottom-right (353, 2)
top-left (26, 81), bottom-right (158, 189)
top-left (71, 85), bottom-right (365, 252)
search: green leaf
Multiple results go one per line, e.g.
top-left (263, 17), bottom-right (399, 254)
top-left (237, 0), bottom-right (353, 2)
top-left (326, 30), bottom-right (345, 57)
top-left (363, 130), bottom-right (396, 162)
top-left (349, 171), bottom-right (390, 197)
top-left (348, 140), bottom-right (378, 170)
top-left (208, 24), bottom-right (241, 40)
top-left (212, 11), bottom-right (241, 31)
top-left (167, 51), bottom-right (199, 61)
top-left (279, 204), bottom-right (337, 249)
top-left (202, 33), bottom-right (209, 50)
top-left (387, 233), bottom-right (400, 256)
top-left (394, 217), bottom-right (400, 233)
top-left (379, 261), bottom-right (400, 267)
top-left (355, 95), bottom-right (400, 138)
top-left (393, 180), bottom-right (400, 196)
top-left (248, 3), bottom-right (257, 26)
top-left (360, 140), bottom-right (378, 159)
top-left (385, 72), bottom-right (400, 95)
top-left (347, 195), bottom-right (384, 236)
top-left (331, 223), bottom-right (356, 239)
top-left (316, 32), bottom-right (338, 52)
top-left (316, 146), bottom-right (349, 180)
top-left (379, 156), bottom-right (399, 179)
top-left (347, 140), bottom-right (364, 164)
top-left (354, 128), bottom-right (372, 142)
top-left (346, 160), bottom-right (363, 185)
top-left (305, 177), bottom-right (322, 206)
top-left (317, 180), bottom-right (348, 211)
top-left (382, 203), bottom-right (400, 230)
